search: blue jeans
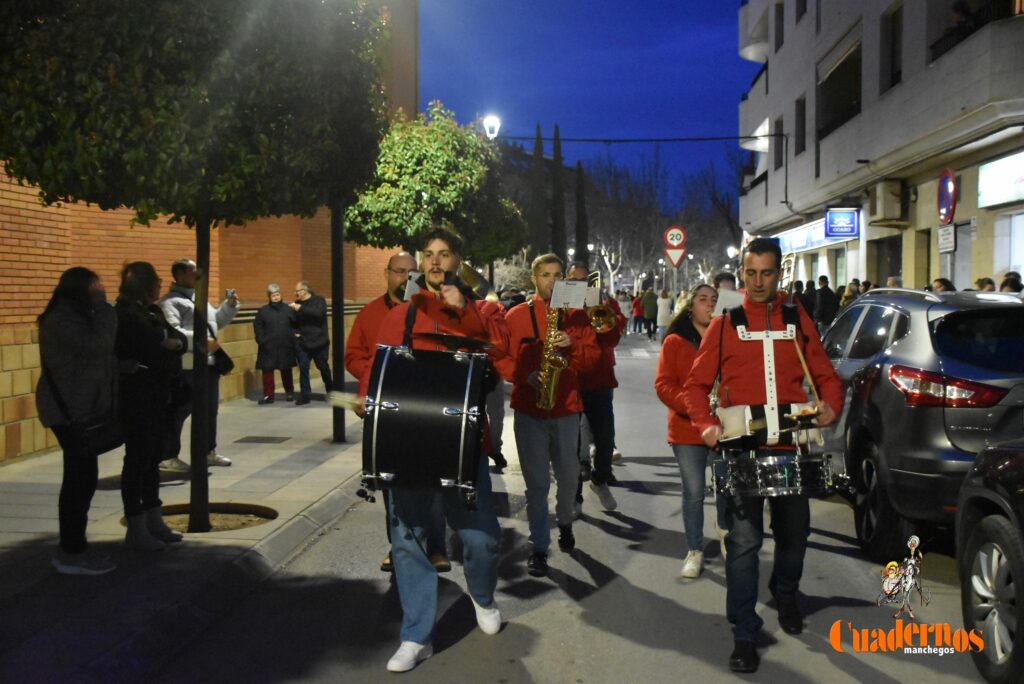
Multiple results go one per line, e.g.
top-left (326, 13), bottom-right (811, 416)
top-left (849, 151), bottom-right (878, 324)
top-left (297, 344), bottom-right (332, 397)
top-left (388, 456), bottom-right (500, 644)
top-left (671, 444), bottom-right (715, 551)
top-left (723, 493), bottom-right (810, 642)
top-left (581, 388), bottom-right (616, 485)
top-left (513, 412), bottom-right (580, 553)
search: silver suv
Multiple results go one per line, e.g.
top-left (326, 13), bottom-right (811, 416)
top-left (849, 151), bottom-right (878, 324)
top-left (820, 289), bottom-right (1024, 562)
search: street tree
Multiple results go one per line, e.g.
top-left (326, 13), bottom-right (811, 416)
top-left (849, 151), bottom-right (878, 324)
top-left (346, 101), bottom-right (527, 266)
top-left (0, 0), bottom-right (386, 530)
top-left (550, 125), bottom-right (567, 261)
top-left (526, 124), bottom-right (549, 258)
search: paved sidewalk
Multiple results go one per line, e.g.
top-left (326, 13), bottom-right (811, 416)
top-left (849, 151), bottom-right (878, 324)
top-left (0, 389), bottom-right (366, 683)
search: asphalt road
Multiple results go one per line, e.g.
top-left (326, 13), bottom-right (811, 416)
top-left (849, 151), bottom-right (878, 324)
top-left (154, 335), bottom-right (982, 683)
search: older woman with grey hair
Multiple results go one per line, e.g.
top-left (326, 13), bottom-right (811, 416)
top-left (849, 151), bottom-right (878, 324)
top-left (254, 283), bottom-right (297, 403)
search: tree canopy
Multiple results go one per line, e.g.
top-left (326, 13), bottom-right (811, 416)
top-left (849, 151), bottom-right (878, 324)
top-left (346, 101), bottom-right (527, 264)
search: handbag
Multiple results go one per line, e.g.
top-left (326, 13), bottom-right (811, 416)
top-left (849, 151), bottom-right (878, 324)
top-left (208, 324), bottom-right (235, 376)
top-left (42, 359), bottom-right (123, 458)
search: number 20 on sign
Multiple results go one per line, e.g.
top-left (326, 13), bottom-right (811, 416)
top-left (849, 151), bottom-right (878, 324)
top-left (664, 226), bottom-right (686, 248)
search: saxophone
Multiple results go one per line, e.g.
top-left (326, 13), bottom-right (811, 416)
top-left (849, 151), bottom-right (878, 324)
top-left (536, 303), bottom-right (569, 410)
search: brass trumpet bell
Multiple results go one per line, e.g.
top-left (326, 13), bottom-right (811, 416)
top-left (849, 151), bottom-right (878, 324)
top-left (588, 305), bottom-right (617, 333)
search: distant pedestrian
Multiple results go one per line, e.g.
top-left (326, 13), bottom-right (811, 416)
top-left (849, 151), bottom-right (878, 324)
top-left (813, 275), bottom-right (839, 335)
top-left (885, 276), bottom-right (903, 288)
top-left (799, 279), bottom-right (816, 317)
top-left (641, 288), bottom-right (658, 340)
top-left (254, 283), bottom-right (297, 404)
top-left (932, 278), bottom-right (956, 293)
top-left (115, 262), bottom-right (188, 551)
top-left (656, 289), bottom-right (674, 340)
top-left (37, 267), bottom-right (119, 575)
top-left (631, 293), bottom-right (644, 334)
top-left (859, 281), bottom-right (872, 294)
top-left (975, 277), bottom-right (996, 292)
top-left (291, 280), bottom-right (332, 404)
top-left (839, 284), bottom-right (859, 310)
top-left (999, 276), bottom-right (1023, 293)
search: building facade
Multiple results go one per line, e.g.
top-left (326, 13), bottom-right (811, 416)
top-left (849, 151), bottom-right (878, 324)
top-left (737, 0), bottom-right (1024, 290)
top-left (0, 0), bottom-right (419, 461)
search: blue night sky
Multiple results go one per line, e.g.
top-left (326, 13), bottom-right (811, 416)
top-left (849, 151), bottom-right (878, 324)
top-left (419, 1), bottom-right (761, 185)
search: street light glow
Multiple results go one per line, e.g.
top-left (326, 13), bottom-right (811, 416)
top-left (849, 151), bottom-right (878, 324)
top-left (482, 114), bottom-right (501, 140)
top-left (726, 245), bottom-right (740, 259)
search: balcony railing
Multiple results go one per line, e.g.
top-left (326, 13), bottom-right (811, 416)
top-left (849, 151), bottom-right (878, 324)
top-left (930, 1), bottom-right (1018, 62)
top-left (740, 62), bottom-right (768, 102)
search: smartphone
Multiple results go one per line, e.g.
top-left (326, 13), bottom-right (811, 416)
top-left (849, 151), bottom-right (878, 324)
top-left (226, 288), bottom-right (236, 299)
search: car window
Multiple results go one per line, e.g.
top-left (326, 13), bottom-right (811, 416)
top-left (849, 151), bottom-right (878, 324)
top-left (823, 307), bottom-right (862, 360)
top-left (890, 311), bottom-right (909, 345)
top-left (848, 305), bottom-right (897, 360)
top-left (933, 309), bottom-right (1024, 373)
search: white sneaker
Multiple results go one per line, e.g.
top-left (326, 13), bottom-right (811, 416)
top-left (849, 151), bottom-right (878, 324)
top-left (52, 549), bottom-right (116, 576)
top-left (159, 457), bottom-right (190, 473)
top-left (612, 448), bottom-right (623, 462)
top-left (590, 482), bottom-right (618, 511)
top-left (680, 550), bottom-right (704, 578)
top-left (386, 641), bottom-right (432, 672)
top-left (471, 597), bottom-right (502, 635)
top-left (208, 451), bottom-right (232, 467)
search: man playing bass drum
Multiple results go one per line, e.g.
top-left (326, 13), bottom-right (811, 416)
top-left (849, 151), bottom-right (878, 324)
top-left (683, 237), bottom-right (842, 674)
top-left (358, 227), bottom-right (510, 673)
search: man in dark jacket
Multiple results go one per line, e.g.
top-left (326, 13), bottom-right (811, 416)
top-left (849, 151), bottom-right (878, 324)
top-left (290, 281), bottom-right (332, 405)
top-left (799, 279), bottom-right (817, 318)
top-left (812, 274), bottom-right (839, 336)
top-left (254, 283), bottom-right (297, 404)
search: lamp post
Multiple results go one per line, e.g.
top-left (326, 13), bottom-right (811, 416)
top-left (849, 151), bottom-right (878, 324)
top-left (482, 114), bottom-right (501, 140)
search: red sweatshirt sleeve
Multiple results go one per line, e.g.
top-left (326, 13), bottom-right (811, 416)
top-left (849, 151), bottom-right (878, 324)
top-left (683, 315), bottom-right (725, 435)
top-left (344, 307), bottom-right (374, 381)
top-left (656, 334), bottom-right (696, 417)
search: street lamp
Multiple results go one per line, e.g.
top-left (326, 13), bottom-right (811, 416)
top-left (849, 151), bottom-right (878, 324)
top-left (482, 114), bottom-right (501, 140)
top-left (567, 247), bottom-right (575, 258)
top-left (726, 245), bottom-right (740, 259)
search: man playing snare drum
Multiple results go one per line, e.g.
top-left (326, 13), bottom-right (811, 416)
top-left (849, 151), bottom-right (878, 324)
top-left (683, 237), bottom-right (842, 674)
top-left (358, 227), bottom-right (510, 673)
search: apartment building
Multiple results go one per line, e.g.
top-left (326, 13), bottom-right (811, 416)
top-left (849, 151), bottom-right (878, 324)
top-left (737, 0), bottom-right (1024, 289)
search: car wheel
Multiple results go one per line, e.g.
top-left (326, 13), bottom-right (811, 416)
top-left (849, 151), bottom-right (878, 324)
top-left (962, 515), bottom-right (1024, 684)
top-left (853, 444), bottom-right (912, 562)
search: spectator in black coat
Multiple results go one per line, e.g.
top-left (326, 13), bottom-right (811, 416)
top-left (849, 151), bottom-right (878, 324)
top-left (291, 280), bottom-right (332, 405)
top-left (799, 279), bottom-right (817, 318)
top-left (813, 274), bottom-right (840, 336)
top-left (254, 283), bottom-right (297, 404)
top-left (115, 262), bottom-right (188, 551)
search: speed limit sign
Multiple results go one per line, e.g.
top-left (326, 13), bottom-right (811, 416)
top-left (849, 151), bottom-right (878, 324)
top-left (664, 226), bottom-right (686, 248)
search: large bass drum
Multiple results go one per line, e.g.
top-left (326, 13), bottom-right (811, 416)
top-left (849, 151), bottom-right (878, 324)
top-left (362, 344), bottom-right (489, 503)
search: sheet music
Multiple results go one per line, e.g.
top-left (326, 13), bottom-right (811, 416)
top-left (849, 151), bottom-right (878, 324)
top-left (550, 280), bottom-right (587, 308)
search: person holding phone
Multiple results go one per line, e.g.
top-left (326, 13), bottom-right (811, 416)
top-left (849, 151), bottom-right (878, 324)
top-left (291, 280), bottom-right (332, 405)
top-left (159, 258), bottom-right (240, 471)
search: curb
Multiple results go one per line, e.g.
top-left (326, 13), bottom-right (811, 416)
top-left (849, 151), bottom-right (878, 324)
top-left (76, 469), bottom-right (367, 684)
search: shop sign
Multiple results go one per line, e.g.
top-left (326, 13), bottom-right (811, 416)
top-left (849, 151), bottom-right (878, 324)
top-left (978, 149), bottom-right (1024, 208)
top-left (825, 208), bottom-right (860, 238)
top-left (777, 218), bottom-right (854, 255)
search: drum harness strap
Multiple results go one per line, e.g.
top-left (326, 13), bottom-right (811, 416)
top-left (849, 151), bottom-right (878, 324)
top-left (724, 303), bottom-right (804, 445)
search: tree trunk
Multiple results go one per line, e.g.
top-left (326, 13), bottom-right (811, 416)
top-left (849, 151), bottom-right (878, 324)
top-left (330, 202), bottom-right (346, 443)
top-left (188, 216), bottom-right (212, 532)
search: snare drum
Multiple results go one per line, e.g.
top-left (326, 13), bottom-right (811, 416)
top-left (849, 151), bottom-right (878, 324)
top-left (362, 345), bottom-right (489, 497)
top-left (714, 449), bottom-right (833, 498)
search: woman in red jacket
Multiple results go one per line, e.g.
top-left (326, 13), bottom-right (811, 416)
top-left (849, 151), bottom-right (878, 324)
top-left (655, 284), bottom-right (718, 579)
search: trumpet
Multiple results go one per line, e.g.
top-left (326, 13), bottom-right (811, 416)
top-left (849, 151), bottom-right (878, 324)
top-left (584, 270), bottom-right (616, 334)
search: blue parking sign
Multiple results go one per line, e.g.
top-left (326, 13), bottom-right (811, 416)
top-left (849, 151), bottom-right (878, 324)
top-left (825, 208), bottom-right (859, 238)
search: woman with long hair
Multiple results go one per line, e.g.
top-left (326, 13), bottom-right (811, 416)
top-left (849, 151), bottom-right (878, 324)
top-left (36, 267), bottom-right (118, 575)
top-left (839, 283), bottom-right (859, 310)
top-left (114, 262), bottom-right (187, 550)
top-left (655, 283), bottom-right (720, 578)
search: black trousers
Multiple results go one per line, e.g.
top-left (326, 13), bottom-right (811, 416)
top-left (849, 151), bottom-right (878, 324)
top-left (52, 425), bottom-right (99, 554)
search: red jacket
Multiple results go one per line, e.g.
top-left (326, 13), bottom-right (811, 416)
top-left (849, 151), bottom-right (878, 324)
top-left (579, 296), bottom-right (626, 391)
top-left (344, 293), bottom-right (398, 381)
top-left (655, 321), bottom-right (704, 445)
top-left (494, 296), bottom-right (600, 419)
top-left (632, 296), bottom-right (644, 318)
top-left (358, 292), bottom-right (509, 398)
top-left (682, 292), bottom-right (842, 437)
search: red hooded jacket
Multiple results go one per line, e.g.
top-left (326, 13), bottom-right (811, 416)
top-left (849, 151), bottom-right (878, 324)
top-left (579, 296), bottom-right (626, 391)
top-left (655, 316), bottom-right (705, 445)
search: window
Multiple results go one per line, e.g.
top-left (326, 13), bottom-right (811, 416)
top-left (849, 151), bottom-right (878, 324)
top-left (823, 307), bottom-right (862, 360)
top-left (773, 117), bottom-right (785, 170)
top-left (795, 96), bottom-right (806, 155)
top-left (848, 306), bottom-right (897, 360)
top-left (796, 0), bottom-right (807, 21)
top-left (775, 1), bottom-right (786, 51)
top-left (933, 309), bottom-right (1024, 374)
top-left (817, 44), bottom-right (862, 140)
top-left (891, 312), bottom-right (910, 345)
top-left (880, 4), bottom-right (903, 93)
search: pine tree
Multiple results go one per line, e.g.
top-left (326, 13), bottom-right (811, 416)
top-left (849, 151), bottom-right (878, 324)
top-left (574, 161), bottom-right (590, 267)
top-left (550, 124), bottom-right (566, 261)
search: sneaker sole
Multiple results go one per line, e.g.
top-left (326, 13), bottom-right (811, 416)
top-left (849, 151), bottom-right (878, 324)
top-left (52, 558), bottom-right (115, 576)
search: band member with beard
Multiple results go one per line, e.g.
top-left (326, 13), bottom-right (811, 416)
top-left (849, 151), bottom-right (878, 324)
top-left (683, 238), bottom-right (841, 673)
top-left (494, 254), bottom-right (599, 578)
top-left (346, 250), bottom-right (450, 574)
top-left (358, 227), bottom-right (509, 673)
top-left (565, 261), bottom-right (626, 513)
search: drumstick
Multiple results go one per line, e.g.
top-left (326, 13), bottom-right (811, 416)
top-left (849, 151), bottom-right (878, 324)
top-left (792, 338), bottom-right (821, 404)
top-left (327, 391), bottom-right (363, 411)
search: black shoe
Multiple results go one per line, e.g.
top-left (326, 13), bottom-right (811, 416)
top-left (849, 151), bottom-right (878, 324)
top-left (729, 640), bottom-right (759, 673)
top-left (558, 525), bottom-right (575, 552)
top-left (258, 395), bottom-right (274, 405)
top-left (491, 452), bottom-right (508, 471)
top-left (579, 463), bottom-right (592, 482)
top-left (527, 552), bottom-right (548, 577)
top-left (295, 395), bottom-right (311, 405)
top-left (774, 593), bottom-right (804, 635)
top-left (285, 393), bottom-right (295, 402)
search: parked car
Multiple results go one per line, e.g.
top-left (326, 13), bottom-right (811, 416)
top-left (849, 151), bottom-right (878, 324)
top-left (818, 289), bottom-right (1024, 562)
top-left (957, 439), bottom-right (1024, 684)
